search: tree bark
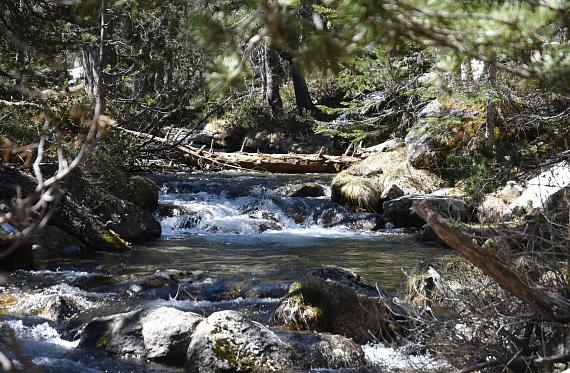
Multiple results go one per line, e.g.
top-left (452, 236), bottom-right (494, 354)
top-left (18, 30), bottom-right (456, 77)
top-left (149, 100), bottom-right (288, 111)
top-left (290, 59), bottom-right (315, 113)
top-left (414, 200), bottom-right (570, 323)
top-left (264, 43), bottom-right (283, 116)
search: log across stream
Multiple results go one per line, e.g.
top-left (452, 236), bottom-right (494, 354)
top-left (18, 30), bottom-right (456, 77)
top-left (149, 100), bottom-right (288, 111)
top-left (112, 124), bottom-right (360, 173)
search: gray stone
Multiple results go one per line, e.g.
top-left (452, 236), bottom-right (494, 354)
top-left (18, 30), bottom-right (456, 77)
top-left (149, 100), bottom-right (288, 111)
top-left (279, 331), bottom-right (366, 369)
top-left (79, 306), bottom-right (203, 365)
top-left (186, 310), bottom-right (300, 372)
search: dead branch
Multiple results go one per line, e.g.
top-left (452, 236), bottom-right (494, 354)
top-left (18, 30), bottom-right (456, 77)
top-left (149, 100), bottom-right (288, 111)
top-left (414, 200), bottom-right (570, 323)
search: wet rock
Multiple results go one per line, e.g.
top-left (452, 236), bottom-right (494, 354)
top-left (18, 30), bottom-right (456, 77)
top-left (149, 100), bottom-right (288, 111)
top-left (61, 170), bottom-right (161, 244)
top-left (415, 224), bottom-right (442, 245)
top-left (38, 225), bottom-right (86, 258)
top-left (244, 284), bottom-right (289, 299)
top-left (405, 99), bottom-right (479, 170)
top-left (80, 306), bottom-right (203, 365)
top-left (186, 310), bottom-right (300, 372)
top-left (107, 269), bottom-right (193, 299)
top-left (331, 148), bottom-right (445, 212)
top-left (117, 176), bottom-right (159, 212)
top-left (39, 295), bottom-right (81, 322)
top-left (273, 266), bottom-right (416, 344)
top-left (325, 212), bottom-right (384, 231)
top-left (383, 195), bottom-right (470, 228)
top-left (288, 183), bottom-right (326, 198)
top-left (279, 331), bottom-right (366, 369)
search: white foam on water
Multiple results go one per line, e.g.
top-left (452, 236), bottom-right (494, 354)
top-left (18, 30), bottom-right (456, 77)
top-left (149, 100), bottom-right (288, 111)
top-left (3, 319), bottom-right (79, 349)
top-left (9, 283), bottom-right (114, 315)
top-left (363, 343), bottom-right (447, 370)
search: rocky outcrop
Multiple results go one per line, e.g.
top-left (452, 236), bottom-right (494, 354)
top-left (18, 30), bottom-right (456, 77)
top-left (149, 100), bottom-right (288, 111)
top-left (80, 306), bottom-right (203, 365)
top-left (405, 99), bottom-right (480, 170)
top-left (383, 195), bottom-right (471, 228)
top-left (331, 146), bottom-right (445, 212)
top-left (186, 310), bottom-right (300, 372)
top-left (273, 266), bottom-right (417, 344)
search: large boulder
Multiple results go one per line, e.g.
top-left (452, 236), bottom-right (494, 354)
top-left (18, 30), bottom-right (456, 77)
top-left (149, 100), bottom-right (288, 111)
top-left (62, 170), bottom-right (161, 243)
top-left (331, 147), bottom-right (445, 212)
top-left (507, 161), bottom-right (570, 216)
top-left (272, 266), bottom-right (417, 344)
top-left (80, 306), bottom-right (203, 365)
top-left (383, 195), bottom-right (471, 228)
top-left (114, 176), bottom-right (159, 212)
top-left (186, 310), bottom-right (300, 372)
top-left (405, 99), bottom-right (480, 170)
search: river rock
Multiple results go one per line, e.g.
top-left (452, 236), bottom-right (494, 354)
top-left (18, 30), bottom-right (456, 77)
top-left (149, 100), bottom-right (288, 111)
top-left (273, 266), bottom-right (416, 344)
top-left (278, 331), bottom-right (366, 369)
top-left (39, 295), bottom-right (81, 322)
top-left (288, 182), bottom-right (326, 198)
top-left (106, 269), bottom-right (194, 299)
top-left (186, 310), bottom-right (300, 372)
top-left (383, 195), bottom-right (470, 228)
top-left (115, 176), bottom-right (160, 212)
top-left (80, 306), bottom-right (203, 364)
top-left (331, 147), bottom-right (445, 212)
top-left (405, 99), bottom-right (479, 170)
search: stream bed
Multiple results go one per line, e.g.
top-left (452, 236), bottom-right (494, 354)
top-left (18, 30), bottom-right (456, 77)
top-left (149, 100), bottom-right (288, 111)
top-left (0, 172), bottom-right (449, 372)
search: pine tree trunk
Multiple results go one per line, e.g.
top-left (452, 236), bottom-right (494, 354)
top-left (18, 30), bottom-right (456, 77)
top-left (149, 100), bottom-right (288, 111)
top-left (290, 59), bottom-right (315, 112)
top-left (264, 44), bottom-right (283, 116)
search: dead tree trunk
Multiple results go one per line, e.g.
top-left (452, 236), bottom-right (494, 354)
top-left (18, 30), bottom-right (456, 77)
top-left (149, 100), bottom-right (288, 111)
top-left (111, 124), bottom-right (358, 173)
top-left (414, 200), bottom-right (570, 323)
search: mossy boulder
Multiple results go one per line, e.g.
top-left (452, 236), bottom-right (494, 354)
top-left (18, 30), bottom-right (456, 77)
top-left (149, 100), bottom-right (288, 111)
top-left (331, 146), bottom-right (445, 212)
top-left (273, 266), bottom-right (418, 344)
top-left (186, 310), bottom-right (300, 372)
top-left (405, 99), bottom-right (482, 170)
top-left (116, 176), bottom-right (159, 212)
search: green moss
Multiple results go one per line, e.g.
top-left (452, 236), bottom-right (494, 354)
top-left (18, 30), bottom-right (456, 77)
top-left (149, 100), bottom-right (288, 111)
top-left (213, 338), bottom-right (255, 369)
top-left (96, 335), bottom-right (110, 348)
top-left (101, 230), bottom-right (132, 251)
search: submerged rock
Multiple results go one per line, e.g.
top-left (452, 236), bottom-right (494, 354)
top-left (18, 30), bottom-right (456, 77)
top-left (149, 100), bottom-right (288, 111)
top-left (186, 310), bottom-right (300, 372)
top-left (80, 306), bottom-right (203, 365)
top-left (273, 266), bottom-right (417, 344)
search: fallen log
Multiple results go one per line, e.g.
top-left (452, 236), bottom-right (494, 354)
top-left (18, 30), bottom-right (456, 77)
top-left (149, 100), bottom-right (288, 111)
top-left (414, 200), bottom-right (570, 323)
top-left (112, 125), bottom-right (359, 173)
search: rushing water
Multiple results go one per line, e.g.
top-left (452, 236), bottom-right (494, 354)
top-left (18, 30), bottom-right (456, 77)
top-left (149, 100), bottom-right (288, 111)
top-left (0, 172), bottom-right (449, 372)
